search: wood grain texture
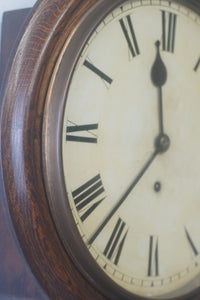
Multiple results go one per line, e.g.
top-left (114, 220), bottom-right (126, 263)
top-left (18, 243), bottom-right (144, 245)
top-left (0, 0), bottom-right (106, 299)
top-left (2, 0), bottom-right (106, 299)
top-left (0, 8), bottom-right (48, 300)
top-left (1, 0), bottom-right (200, 300)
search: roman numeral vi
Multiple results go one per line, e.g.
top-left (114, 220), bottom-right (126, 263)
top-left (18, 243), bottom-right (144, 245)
top-left (148, 236), bottom-right (159, 277)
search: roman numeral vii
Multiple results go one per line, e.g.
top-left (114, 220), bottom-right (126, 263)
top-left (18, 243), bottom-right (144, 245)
top-left (103, 218), bottom-right (128, 266)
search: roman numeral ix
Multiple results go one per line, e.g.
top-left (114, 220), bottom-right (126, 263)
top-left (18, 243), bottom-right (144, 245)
top-left (72, 174), bottom-right (105, 222)
top-left (148, 236), bottom-right (159, 277)
top-left (119, 15), bottom-right (140, 58)
top-left (66, 123), bottom-right (98, 143)
top-left (103, 218), bottom-right (128, 266)
top-left (161, 11), bottom-right (177, 53)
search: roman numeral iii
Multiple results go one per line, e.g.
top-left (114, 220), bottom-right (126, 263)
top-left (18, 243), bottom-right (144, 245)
top-left (148, 236), bottom-right (159, 277)
top-left (161, 11), bottom-right (177, 53)
top-left (72, 174), bottom-right (105, 222)
top-left (103, 218), bottom-right (128, 266)
top-left (66, 123), bottom-right (98, 143)
top-left (119, 15), bottom-right (140, 58)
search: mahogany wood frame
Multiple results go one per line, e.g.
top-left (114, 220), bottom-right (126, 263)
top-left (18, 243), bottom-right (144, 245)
top-left (1, 0), bottom-right (200, 299)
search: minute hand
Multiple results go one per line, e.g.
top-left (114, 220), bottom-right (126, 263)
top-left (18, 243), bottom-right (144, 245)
top-left (88, 149), bottom-right (158, 245)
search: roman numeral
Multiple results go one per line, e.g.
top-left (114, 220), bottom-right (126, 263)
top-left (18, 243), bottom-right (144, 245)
top-left (103, 218), bottom-right (128, 266)
top-left (194, 57), bottom-right (200, 72)
top-left (83, 60), bottom-right (113, 84)
top-left (119, 15), bottom-right (140, 58)
top-left (72, 174), bottom-right (105, 222)
top-left (148, 236), bottom-right (159, 277)
top-left (161, 11), bottom-right (177, 53)
top-left (66, 123), bottom-right (98, 143)
top-left (185, 227), bottom-right (199, 256)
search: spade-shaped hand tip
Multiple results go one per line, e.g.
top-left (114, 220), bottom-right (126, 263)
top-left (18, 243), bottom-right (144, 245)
top-left (151, 41), bottom-right (167, 87)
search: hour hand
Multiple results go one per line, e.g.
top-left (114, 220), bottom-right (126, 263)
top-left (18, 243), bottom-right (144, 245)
top-left (151, 41), bottom-right (167, 135)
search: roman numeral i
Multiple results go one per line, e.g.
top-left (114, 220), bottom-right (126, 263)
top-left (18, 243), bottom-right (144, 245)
top-left (103, 218), bottom-right (128, 266)
top-left (72, 174), bottom-right (105, 222)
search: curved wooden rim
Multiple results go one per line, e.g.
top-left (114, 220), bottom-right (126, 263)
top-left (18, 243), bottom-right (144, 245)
top-left (0, 0), bottom-right (105, 299)
top-left (1, 0), bottom-right (200, 299)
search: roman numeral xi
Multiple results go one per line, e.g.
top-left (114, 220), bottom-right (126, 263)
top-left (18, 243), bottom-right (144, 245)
top-left (119, 15), bottom-right (140, 58)
top-left (72, 174), bottom-right (105, 222)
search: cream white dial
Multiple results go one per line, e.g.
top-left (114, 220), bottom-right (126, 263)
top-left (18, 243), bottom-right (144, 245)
top-left (61, 0), bottom-right (200, 298)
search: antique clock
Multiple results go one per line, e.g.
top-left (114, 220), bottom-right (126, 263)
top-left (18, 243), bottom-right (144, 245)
top-left (1, 0), bottom-right (200, 299)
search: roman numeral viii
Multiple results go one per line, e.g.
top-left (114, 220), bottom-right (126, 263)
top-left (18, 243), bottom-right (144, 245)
top-left (72, 174), bottom-right (105, 222)
top-left (119, 15), bottom-right (140, 58)
top-left (103, 218), bottom-right (128, 266)
top-left (161, 11), bottom-right (177, 53)
top-left (66, 123), bottom-right (98, 143)
top-left (148, 236), bottom-right (159, 277)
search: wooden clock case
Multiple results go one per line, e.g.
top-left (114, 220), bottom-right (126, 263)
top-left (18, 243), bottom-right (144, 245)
top-left (0, 0), bottom-right (106, 299)
top-left (0, 0), bottom-right (200, 299)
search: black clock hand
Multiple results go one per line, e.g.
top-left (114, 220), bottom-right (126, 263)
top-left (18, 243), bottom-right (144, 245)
top-left (89, 41), bottom-right (169, 246)
top-left (151, 41), bottom-right (167, 135)
top-left (88, 148), bottom-right (158, 245)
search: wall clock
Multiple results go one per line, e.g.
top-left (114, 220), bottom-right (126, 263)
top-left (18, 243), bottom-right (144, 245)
top-left (1, 0), bottom-right (200, 299)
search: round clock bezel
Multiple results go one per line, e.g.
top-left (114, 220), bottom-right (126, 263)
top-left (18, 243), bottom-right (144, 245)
top-left (43, 0), bottom-right (200, 299)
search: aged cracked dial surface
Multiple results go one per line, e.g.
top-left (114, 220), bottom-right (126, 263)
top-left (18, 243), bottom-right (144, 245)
top-left (59, 0), bottom-right (200, 298)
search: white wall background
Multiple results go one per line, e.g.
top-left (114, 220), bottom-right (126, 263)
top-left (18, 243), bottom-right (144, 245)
top-left (0, 0), bottom-right (37, 46)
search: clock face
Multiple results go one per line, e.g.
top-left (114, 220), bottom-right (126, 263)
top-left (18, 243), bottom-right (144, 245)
top-left (44, 0), bottom-right (200, 299)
